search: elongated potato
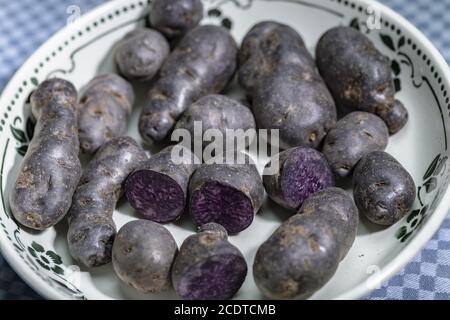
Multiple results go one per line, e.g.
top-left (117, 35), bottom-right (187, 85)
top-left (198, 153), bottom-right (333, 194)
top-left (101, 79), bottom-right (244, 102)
top-left (9, 78), bottom-right (81, 230)
top-left (353, 151), bottom-right (416, 226)
top-left (78, 74), bottom-right (135, 154)
top-left (316, 26), bottom-right (408, 134)
top-left (253, 187), bottom-right (358, 299)
top-left (139, 25), bottom-right (238, 143)
top-left (322, 112), bottom-right (389, 177)
top-left (67, 137), bottom-right (147, 267)
top-left (239, 21), bottom-right (337, 149)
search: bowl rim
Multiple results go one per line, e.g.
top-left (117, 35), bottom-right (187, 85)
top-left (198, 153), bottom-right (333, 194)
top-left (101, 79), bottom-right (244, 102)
top-left (0, 0), bottom-right (449, 300)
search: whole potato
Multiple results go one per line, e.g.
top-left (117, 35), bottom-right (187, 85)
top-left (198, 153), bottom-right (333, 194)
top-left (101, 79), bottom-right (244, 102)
top-left (353, 151), bottom-right (416, 226)
top-left (322, 111), bottom-right (389, 177)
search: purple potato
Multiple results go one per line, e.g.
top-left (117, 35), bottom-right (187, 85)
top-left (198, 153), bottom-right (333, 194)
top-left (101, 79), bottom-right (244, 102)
top-left (149, 0), bottom-right (204, 40)
top-left (263, 147), bottom-right (335, 211)
top-left (9, 78), bottom-right (81, 230)
top-left (316, 26), bottom-right (408, 134)
top-left (174, 94), bottom-right (256, 150)
top-left (125, 145), bottom-right (199, 223)
top-left (353, 151), bottom-right (416, 226)
top-left (189, 153), bottom-right (264, 234)
top-left (253, 187), bottom-right (357, 299)
top-left (172, 223), bottom-right (247, 300)
top-left (78, 74), bottom-right (135, 154)
top-left (67, 137), bottom-right (147, 267)
top-left (139, 25), bottom-right (238, 143)
top-left (112, 220), bottom-right (178, 293)
top-left (322, 112), bottom-right (389, 177)
top-left (115, 28), bottom-right (170, 81)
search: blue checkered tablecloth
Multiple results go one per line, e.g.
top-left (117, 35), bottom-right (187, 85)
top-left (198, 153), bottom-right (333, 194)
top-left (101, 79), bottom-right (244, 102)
top-left (0, 0), bottom-right (449, 300)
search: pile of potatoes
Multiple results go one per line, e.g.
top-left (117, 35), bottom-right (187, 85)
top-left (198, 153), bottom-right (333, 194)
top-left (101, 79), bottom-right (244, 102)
top-left (9, 0), bottom-right (416, 300)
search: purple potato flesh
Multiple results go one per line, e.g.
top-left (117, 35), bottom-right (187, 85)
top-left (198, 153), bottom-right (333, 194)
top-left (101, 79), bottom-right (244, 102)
top-left (263, 147), bottom-right (335, 211)
top-left (172, 223), bottom-right (247, 300)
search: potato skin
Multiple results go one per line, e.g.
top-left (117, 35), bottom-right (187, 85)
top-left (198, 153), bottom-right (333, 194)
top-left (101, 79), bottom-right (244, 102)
top-left (112, 220), bottom-right (178, 293)
top-left (316, 26), bottom-right (408, 134)
top-left (239, 21), bottom-right (336, 149)
top-left (263, 147), bottom-right (335, 211)
top-left (353, 151), bottom-right (416, 226)
top-left (174, 94), bottom-right (256, 149)
top-left (139, 25), bottom-right (238, 143)
top-left (150, 0), bottom-right (204, 40)
top-left (253, 187), bottom-right (358, 299)
top-left (322, 112), bottom-right (389, 177)
top-left (172, 223), bottom-right (247, 300)
top-left (78, 74), bottom-right (135, 154)
top-left (67, 137), bottom-right (147, 267)
top-left (9, 78), bottom-right (81, 230)
top-left (115, 28), bottom-right (169, 81)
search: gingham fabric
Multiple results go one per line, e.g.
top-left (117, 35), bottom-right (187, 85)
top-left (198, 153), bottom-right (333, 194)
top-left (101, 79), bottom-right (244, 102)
top-left (0, 0), bottom-right (449, 300)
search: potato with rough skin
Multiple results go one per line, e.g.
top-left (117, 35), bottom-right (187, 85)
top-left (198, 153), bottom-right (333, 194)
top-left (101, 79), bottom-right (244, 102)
top-left (316, 26), bottom-right (408, 134)
top-left (112, 219), bottom-right (178, 293)
top-left (253, 187), bottom-right (358, 299)
top-left (189, 153), bottom-right (264, 234)
top-left (322, 112), bottom-right (389, 177)
top-left (9, 78), bottom-right (81, 230)
top-left (78, 74), bottom-right (135, 154)
top-left (139, 25), bottom-right (238, 143)
top-left (263, 147), bottom-right (335, 211)
top-left (115, 28), bottom-right (170, 81)
top-left (174, 94), bottom-right (256, 150)
top-left (67, 137), bottom-right (147, 268)
top-left (172, 223), bottom-right (247, 300)
top-left (353, 151), bottom-right (416, 226)
top-left (125, 145), bottom-right (199, 223)
top-left (149, 0), bottom-right (204, 40)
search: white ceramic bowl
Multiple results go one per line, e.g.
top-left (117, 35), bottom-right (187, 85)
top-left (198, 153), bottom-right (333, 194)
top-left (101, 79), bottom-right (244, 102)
top-left (0, 0), bottom-right (449, 300)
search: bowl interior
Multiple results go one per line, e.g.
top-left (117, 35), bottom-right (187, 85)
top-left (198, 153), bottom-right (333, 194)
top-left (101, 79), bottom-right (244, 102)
top-left (0, 0), bottom-right (449, 300)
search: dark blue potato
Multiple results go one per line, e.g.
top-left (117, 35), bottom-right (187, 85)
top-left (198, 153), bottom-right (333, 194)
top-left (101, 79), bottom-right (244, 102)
top-left (253, 187), bottom-right (357, 299)
top-left (238, 21), bottom-right (317, 96)
top-left (112, 220), bottom-right (178, 293)
top-left (150, 0), bottom-right (204, 40)
top-left (353, 151), bottom-right (416, 226)
top-left (189, 153), bottom-right (264, 234)
top-left (125, 145), bottom-right (199, 223)
top-left (172, 223), bottom-right (247, 300)
top-left (263, 147), bottom-right (334, 211)
top-left (316, 26), bottom-right (408, 134)
top-left (174, 94), bottom-right (256, 150)
top-left (9, 78), bottom-right (81, 230)
top-left (67, 137), bottom-right (147, 268)
top-left (78, 74), bottom-right (135, 154)
top-left (322, 112), bottom-right (389, 177)
top-left (115, 28), bottom-right (170, 81)
top-left (139, 25), bottom-right (238, 143)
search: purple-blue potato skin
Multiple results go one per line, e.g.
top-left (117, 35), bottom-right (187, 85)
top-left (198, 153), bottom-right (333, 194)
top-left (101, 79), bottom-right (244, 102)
top-left (67, 137), bottom-right (147, 267)
top-left (189, 154), bottom-right (264, 234)
top-left (174, 94), bottom-right (256, 150)
top-left (316, 27), bottom-right (408, 134)
top-left (322, 112), bottom-right (389, 177)
top-left (112, 220), bottom-right (178, 293)
top-left (115, 28), bottom-right (170, 81)
top-left (9, 78), bottom-right (81, 230)
top-left (382, 100), bottom-right (409, 135)
top-left (125, 145), bottom-right (199, 223)
top-left (150, 0), bottom-right (204, 40)
top-left (263, 147), bottom-right (335, 211)
top-left (253, 187), bottom-right (357, 299)
top-left (78, 74), bottom-right (135, 154)
top-left (353, 151), bottom-right (416, 226)
top-left (238, 21), bottom-right (337, 149)
top-left (139, 25), bottom-right (238, 143)
top-left (172, 223), bottom-right (247, 300)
